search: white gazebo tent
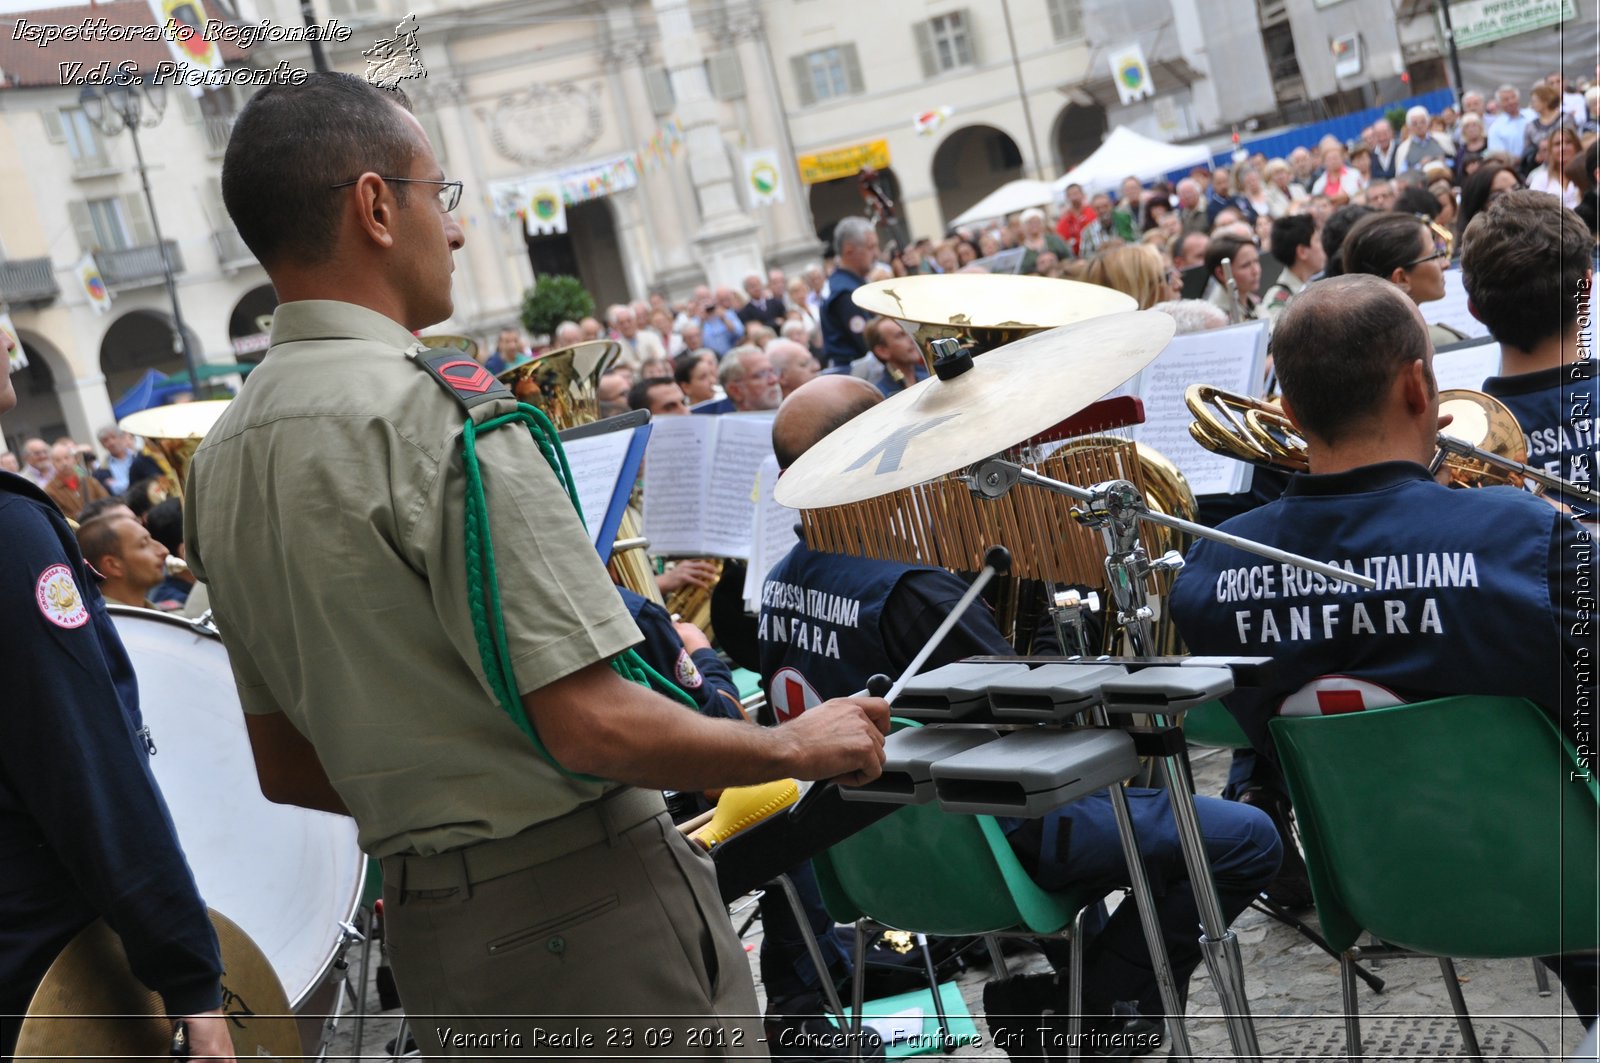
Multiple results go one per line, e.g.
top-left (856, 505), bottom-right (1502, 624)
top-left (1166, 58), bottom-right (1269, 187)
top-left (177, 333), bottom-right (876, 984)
top-left (1052, 127), bottom-right (1213, 196)
top-left (949, 179), bottom-right (1057, 228)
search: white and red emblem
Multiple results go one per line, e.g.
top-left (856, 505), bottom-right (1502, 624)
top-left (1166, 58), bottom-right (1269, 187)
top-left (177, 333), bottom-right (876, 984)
top-left (674, 648), bottom-right (704, 690)
top-left (36, 564), bottom-right (89, 629)
top-left (769, 666), bottom-right (822, 723)
top-left (1280, 675), bottom-right (1403, 717)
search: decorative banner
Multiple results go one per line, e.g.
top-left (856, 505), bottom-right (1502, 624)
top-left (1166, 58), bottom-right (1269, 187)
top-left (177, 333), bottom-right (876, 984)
top-left (914, 106), bottom-right (953, 137)
top-left (148, 0), bottom-right (224, 86)
top-left (1331, 33), bottom-right (1362, 79)
top-left (1451, 0), bottom-right (1573, 49)
top-left (0, 312), bottom-right (25, 373)
top-left (1107, 41), bottom-right (1154, 105)
top-left (76, 254), bottom-right (112, 316)
top-left (559, 154), bottom-right (639, 205)
top-left (487, 120), bottom-right (685, 225)
top-left (525, 181), bottom-right (567, 236)
top-left (796, 139), bottom-right (891, 186)
top-left (743, 150), bottom-right (784, 207)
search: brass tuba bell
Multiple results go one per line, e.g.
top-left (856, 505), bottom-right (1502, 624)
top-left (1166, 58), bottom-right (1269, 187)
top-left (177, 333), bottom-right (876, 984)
top-left (118, 399), bottom-right (233, 499)
top-left (497, 340), bottom-right (621, 427)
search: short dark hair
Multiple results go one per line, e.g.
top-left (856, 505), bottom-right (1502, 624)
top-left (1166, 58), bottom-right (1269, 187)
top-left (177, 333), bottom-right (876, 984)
top-left (145, 496), bottom-right (184, 554)
top-left (673, 350), bottom-right (709, 387)
top-left (222, 72), bottom-right (417, 269)
top-left (1269, 215), bottom-right (1317, 266)
top-left (1392, 186), bottom-right (1440, 219)
top-left (627, 377), bottom-right (676, 412)
top-left (123, 477), bottom-right (166, 520)
top-left (1461, 190), bottom-right (1594, 352)
top-left (863, 317), bottom-right (894, 352)
top-left (1273, 276), bottom-right (1431, 446)
top-left (1319, 205), bottom-right (1378, 277)
top-left (1341, 212), bottom-right (1429, 282)
top-left (77, 514), bottom-right (130, 569)
top-left (1203, 234), bottom-right (1254, 278)
top-left (79, 496), bottom-right (130, 523)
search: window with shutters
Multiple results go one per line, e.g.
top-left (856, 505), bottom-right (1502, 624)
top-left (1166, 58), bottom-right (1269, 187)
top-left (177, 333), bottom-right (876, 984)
top-left (60, 108), bottom-right (114, 172)
top-left (706, 50), bottom-right (746, 100)
top-left (644, 65), bottom-right (675, 117)
top-left (789, 44), bottom-right (863, 106)
top-left (1047, 0), bottom-right (1083, 41)
top-left (926, 12), bottom-right (974, 72)
top-left (86, 197), bottom-right (131, 251)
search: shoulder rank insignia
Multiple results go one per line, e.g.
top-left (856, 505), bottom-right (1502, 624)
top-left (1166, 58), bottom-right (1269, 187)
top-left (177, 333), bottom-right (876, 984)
top-left (409, 348), bottom-right (512, 411)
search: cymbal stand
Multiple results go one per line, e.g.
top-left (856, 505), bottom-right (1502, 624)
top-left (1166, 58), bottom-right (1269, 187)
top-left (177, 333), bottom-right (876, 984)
top-left (313, 920), bottom-right (366, 1062)
top-left (969, 460), bottom-right (1376, 1063)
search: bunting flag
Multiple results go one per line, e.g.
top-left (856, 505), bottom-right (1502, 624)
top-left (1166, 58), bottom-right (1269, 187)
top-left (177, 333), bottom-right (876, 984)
top-left (491, 121), bottom-right (687, 225)
top-left (1107, 41), bottom-right (1154, 105)
top-left (913, 106), bottom-right (953, 136)
top-left (0, 312), bottom-right (25, 373)
top-left (525, 181), bottom-right (567, 236)
top-left (743, 149), bottom-right (784, 207)
top-left (76, 254), bottom-right (113, 316)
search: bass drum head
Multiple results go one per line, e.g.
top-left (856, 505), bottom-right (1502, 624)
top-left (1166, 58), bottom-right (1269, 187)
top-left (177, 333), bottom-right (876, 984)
top-left (108, 606), bottom-right (364, 1008)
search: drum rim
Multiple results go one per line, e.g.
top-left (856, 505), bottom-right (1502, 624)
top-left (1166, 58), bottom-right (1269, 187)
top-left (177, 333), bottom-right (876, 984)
top-left (106, 604), bottom-right (368, 1008)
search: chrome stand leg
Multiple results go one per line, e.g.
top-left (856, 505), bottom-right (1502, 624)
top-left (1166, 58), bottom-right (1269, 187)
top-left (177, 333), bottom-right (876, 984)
top-left (315, 921), bottom-right (365, 1061)
top-left (1062, 908), bottom-right (1086, 1062)
top-left (1153, 710), bottom-right (1261, 1062)
top-left (774, 874), bottom-right (850, 1031)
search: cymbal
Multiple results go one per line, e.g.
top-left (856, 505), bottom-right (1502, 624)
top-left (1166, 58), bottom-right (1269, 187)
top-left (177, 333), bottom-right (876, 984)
top-left (120, 399), bottom-right (231, 442)
top-left (774, 310), bottom-right (1176, 509)
top-left (853, 274), bottom-right (1136, 336)
top-left (14, 908), bottom-right (301, 1061)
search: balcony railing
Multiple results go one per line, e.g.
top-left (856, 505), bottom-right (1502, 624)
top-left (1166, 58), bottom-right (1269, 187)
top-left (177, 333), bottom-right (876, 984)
top-left (96, 241), bottom-right (184, 289)
top-left (0, 257), bottom-right (60, 304)
top-left (69, 151), bottom-right (119, 178)
top-left (212, 228), bottom-right (256, 270)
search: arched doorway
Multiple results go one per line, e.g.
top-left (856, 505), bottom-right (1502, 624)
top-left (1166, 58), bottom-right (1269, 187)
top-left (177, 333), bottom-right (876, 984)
top-left (931, 125), bottom-right (1024, 231)
top-left (1053, 102), bottom-right (1108, 175)
top-left (228, 284), bottom-right (278, 362)
top-left (2, 332), bottom-right (69, 455)
top-left (524, 199), bottom-right (630, 310)
top-left (99, 309), bottom-right (202, 402)
top-left (808, 168), bottom-right (906, 250)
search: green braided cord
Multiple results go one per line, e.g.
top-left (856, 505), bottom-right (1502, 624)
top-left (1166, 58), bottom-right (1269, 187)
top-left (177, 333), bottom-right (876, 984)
top-left (458, 405), bottom-right (696, 777)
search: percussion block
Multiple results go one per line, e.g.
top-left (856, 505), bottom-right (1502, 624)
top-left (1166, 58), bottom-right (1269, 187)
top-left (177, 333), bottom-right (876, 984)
top-left (986, 664), bottom-right (1128, 723)
top-left (839, 726), bottom-right (1001, 805)
top-left (1100, 666), bottom-right (1235, 714)
top-left (895, 662), bottom-right (1032, 720)
top-left (930, 729), bottom-right (1139, 817)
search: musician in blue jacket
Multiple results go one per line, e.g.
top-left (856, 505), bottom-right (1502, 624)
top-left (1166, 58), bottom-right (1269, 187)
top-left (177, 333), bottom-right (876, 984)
top-left (757, 375), bottom-right (1280, 1051)
top-left (0, 333), bottom-right (232, 1060)
top-left (1461, 190), bottom-right (1597, 513)
top-left (1169, 274), bottom-right (1595, 1026)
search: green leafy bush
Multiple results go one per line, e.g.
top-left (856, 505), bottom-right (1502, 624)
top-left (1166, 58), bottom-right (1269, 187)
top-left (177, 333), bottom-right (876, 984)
top-left (521, 275), bottom-right (595, 339)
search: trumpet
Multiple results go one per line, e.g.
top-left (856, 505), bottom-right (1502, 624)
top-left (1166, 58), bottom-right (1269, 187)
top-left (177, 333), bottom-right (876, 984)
top-left (1185, 384), bottom-right (1596, 504)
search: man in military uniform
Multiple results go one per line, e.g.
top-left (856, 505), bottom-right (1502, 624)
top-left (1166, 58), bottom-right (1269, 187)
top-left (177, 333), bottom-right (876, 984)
top-left (1463, 191), bottom-right (1597, 512)
top-left (185, 73), bottom-right (890, 1058)
top-left (819, 217), bottom-right (878, 368)
top-left (0, 331), bottom-right (233, 1061)
top-left (757, 375), bottom-right (1280, 1048)
top-left (1260, 214), bottom-right (1324, 331)
top-left (1168, 275), bottom-right (1595, 1024)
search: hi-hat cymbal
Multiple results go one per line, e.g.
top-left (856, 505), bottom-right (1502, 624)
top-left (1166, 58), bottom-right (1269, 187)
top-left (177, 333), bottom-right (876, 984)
top-left (853, 274), bottom-right (1136, 342)
top-left (774, 310), bottom-right (1176, 509)
top-left (14, 908), bottom-right (301, 1061)
top-left (120, 399), bottom-right (231, 442)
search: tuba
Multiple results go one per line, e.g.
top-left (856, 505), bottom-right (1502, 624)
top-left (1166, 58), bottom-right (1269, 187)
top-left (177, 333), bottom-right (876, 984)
top-left (497, 342), bottom-right (670, 606)
top-left (1184, 383), bottom-right (1595, 504)
top-left (119, 399), bottom-right (233, 500)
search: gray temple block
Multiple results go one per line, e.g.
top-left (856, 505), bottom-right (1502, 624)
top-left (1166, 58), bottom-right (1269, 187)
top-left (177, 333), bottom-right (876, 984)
top-left (986, 663), bottom-right (1129, 724)
top-left (930, 729), bottom-right (1140, 818)
top-left (838, 726), bottom-right (1000, 805)
top-left (1099, 666), bottom-right (1236, 715)
top-left (894, 662), bottom-right (1033, 720)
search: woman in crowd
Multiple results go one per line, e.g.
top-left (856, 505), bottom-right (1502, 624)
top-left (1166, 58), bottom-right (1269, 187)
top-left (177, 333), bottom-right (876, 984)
top-left (1527, 126), bottom-right (1583, 209)
top-left (673, 349), bottom-right (720, 405)
top-left (1237, 167), bottom-right (1273, 223)
top-left (1455, 161), bottom-right (1522, 244)
top-left (1340, 211), bottom-right (1463, 347)
top-left (1453, 113), bottom-right (1490, 183)
top-left (1085, 244), bottom-right (1172, 311)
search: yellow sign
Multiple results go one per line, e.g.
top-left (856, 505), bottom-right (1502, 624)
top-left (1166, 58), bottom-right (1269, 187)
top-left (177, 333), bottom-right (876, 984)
top-left (796, 139), bottom-right (891, 186)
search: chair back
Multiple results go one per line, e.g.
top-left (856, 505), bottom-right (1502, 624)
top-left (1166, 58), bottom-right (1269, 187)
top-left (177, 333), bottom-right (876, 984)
top-left (1183, 698), bottom-right (1250, 748)
top-left (1271, 695), bottom-right (1599, 956)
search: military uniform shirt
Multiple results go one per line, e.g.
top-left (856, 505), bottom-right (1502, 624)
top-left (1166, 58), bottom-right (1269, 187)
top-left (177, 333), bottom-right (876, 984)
top-left (184, 301), bottom-right (642, 858)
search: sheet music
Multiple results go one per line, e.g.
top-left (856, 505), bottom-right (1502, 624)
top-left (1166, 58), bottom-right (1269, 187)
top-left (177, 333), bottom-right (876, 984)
top-left (1128, 321), bottom-right (1267, 497)
top-left (743, 456), bottom-right (800, 611)
top-left (641, 416), bottom-right (715, 556)
top-left (561, 430), bottom-right (637, 547)
top-left (1432, 338), bottom-right (1503, 392)
top-left (702, 414), bottom-right (777, 558)
top-left (1421, 270), bottom-right (1492, 342)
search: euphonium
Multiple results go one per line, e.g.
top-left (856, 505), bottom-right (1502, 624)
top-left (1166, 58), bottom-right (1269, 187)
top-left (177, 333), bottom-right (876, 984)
top-left (662, 560), bottom-right (724, 636)
top-left (119, 400), bottom-right (233, 498)
top-left (496, 341), bottom-right (669, 606)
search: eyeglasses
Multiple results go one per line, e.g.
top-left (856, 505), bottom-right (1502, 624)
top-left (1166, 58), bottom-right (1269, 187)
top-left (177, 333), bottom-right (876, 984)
top-left (329, 176), bottom-right (463, 213)
top-left (1401, 219), bottom-right (1453, 269)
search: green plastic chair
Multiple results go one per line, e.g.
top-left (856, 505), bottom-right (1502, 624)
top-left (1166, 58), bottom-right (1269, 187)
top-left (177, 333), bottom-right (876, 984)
top-left (812, 789), bottom-right (1107, 1060)
top-left (1270, 695), bottom-right (1599, 1060)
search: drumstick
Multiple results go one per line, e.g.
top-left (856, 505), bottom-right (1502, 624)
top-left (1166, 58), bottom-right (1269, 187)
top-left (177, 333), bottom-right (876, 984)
top-left (881, 544), bottom-right (1010, 705)
top-left (675, 808), bottom-right (716, 836)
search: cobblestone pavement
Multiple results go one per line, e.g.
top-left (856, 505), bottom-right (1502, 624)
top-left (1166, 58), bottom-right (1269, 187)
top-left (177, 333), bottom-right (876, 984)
top-left (317, 744), bottom-right (1590, 1061)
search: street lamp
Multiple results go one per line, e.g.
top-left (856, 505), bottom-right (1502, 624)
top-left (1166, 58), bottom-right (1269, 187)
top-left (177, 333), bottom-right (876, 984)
top-left (80, 71), bottom-right (203, 397)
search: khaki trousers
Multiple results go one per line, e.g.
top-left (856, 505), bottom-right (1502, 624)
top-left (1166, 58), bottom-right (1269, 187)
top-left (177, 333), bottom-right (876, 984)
top-left (381, 789), bottom-right (766, 1059)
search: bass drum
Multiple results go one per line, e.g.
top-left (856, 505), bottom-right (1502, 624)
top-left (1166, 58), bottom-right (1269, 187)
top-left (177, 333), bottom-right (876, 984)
top-left (107, 605), bottom-right (365, 1009)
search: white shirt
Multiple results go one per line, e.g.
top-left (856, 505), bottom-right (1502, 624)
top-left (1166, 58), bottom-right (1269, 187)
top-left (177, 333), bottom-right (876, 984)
top-left (1527, 167), bottom-right (1581, 210)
